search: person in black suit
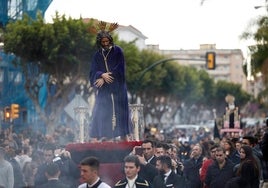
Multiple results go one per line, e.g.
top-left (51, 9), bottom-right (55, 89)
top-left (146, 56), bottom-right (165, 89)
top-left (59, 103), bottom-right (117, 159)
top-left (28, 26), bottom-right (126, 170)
top-left (205, 146), bottom-right (235, 188)
top-left (133, 139), bottom-right (157, 165)
top-left (34, 144), bottom-right (80, 187)
top-left (183, 144), bottom-right (204, 188)
top-left (134, 139), bottom-right (158, 185)
top-left (39, 162), bottom-right (70, 188)
top-left (152, 155), bottom-right (187, 188)
top-left (114, 155), bottom-right (151, 188)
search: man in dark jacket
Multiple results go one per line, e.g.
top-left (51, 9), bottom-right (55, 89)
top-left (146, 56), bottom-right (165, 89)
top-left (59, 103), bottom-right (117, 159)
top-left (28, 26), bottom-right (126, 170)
top-left (132, 139), bottom-right (158, 185)
top-left (205, 146), bottom-right (235, 188)
top-left (183, 144), bottom-right (203, 188)
top-left (5, 148), bottom-right (25, 188)
top-left (152, 155), bottom-right (187, 188)
top-left (114, 155), bottom-right (151, 188)
top-left (39, 162), bottom-right (70, 188)
top-left (35, 144), bottom-right (80, 187)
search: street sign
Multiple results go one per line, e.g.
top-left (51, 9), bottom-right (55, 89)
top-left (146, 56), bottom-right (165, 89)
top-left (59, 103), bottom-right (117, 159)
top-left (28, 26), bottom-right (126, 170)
top-left (64, 94), bottom-right (90, 120)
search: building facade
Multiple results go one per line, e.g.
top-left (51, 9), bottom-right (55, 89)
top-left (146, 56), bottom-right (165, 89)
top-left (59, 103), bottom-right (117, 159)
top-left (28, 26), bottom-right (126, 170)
top-left (159, 45), bottom-right (247, 91)
top-left (115, 25), bottom-right (147, 50)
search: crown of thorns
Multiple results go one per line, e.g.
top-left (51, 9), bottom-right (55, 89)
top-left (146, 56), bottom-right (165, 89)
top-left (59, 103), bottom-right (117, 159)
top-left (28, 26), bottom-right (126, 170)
top-left (89, 21), bottom-right (118, 34)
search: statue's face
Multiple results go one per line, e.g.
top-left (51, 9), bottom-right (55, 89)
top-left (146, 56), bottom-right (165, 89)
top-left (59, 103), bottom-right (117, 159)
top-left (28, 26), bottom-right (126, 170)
top-left (229, 104), bottom-right (235, 110)
top-left (101, 37), bottom-right (111, 50)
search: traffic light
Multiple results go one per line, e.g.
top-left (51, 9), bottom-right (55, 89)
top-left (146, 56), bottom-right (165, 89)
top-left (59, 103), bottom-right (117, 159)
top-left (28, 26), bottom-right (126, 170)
top-left (11, 104), bottom-right (19, 119)
top-left (4, 107), bottom-right (11, 121)
top-left (206, 52), bottom-right (216, 70)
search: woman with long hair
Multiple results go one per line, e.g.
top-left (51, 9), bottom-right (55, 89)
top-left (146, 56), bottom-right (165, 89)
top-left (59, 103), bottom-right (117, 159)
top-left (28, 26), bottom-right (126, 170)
top-left (225, 145), bottom-right (260, 188)
top-left (223, 139), bottom-right (240, 165)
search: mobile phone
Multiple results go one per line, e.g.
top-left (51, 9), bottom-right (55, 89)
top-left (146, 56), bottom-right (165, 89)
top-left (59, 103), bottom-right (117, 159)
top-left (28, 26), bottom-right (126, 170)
top-left (135, 147), bottom-right (143, 156)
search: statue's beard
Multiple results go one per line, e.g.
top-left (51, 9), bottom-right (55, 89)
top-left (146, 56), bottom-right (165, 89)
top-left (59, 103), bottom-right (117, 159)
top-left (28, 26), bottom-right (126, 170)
top-left (102, 45), bottom-right (112, 51)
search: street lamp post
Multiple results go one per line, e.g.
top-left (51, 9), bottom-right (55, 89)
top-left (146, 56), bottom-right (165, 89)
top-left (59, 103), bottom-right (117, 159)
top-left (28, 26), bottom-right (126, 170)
top-left (254, 5), bottom-right (268, 9)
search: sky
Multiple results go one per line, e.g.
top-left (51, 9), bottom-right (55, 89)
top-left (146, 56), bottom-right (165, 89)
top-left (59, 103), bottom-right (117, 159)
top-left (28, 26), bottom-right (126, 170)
top-left (45, 0), bottom-right (267, 57)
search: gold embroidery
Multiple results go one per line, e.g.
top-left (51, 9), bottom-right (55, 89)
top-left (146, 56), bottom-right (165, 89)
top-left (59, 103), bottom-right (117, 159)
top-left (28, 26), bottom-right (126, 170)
top-left (136, 180), bottom-right (149, 186)
top-left (101, 48), bottom-right (116, 131)
top-left (115, 181), bottom-right (127, 186)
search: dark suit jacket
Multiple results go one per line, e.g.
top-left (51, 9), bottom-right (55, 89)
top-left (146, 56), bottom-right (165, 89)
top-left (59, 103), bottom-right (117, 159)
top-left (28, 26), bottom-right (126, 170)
top-left (139, 162), bottom-right (158, 185)
top-left (152, 171), bottom-right (188, 188)
top-left (35, 158), bottom-right (80, 187)
top-left (205, 159), bottom-right (235, 188)
top-left (114, 176), bottom-right (151, 188)
top-left (183, 156), bottom-right (203, 188)
top-left (39, 179), bottom-right (71, 188)
top-left (138, 155), bottom-right (158, 185)
top-left (148, 155), bottom-right (157, 166)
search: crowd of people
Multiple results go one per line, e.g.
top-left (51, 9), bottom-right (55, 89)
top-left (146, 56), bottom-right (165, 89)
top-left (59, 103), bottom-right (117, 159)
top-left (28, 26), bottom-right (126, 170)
top-left (0, 121), bottom-right (267, 188)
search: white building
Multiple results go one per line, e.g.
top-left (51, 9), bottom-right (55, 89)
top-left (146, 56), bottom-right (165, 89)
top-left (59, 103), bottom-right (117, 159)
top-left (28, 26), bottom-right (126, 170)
top-left (115, 25), bottom-right (147, 50)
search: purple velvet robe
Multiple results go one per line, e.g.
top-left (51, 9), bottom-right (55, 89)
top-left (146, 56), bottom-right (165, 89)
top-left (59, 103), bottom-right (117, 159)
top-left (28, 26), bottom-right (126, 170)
top-left (89, 45), bottom-right (132, 139)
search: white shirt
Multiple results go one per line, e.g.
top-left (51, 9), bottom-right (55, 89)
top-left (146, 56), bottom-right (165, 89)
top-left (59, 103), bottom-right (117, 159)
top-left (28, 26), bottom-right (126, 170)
top-left (164, 170), bottom-right (172, 183)
top-left (125, 175), bottom-right (138, 188)
top-left (78, 177), bottom-right (111, 188)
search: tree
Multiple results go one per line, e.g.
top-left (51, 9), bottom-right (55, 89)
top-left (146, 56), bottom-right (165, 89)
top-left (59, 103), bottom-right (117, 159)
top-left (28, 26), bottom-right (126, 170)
top-left (3, 13), bottom-right (96, 133)
top-left (241, 12), bottom-right (268, 106)
top-left (129, 49), bottom-right (173, 125)
top-left (247, 16), bottom-right (268, 82)
top-left (123, 46), bottom-right (216, 126)
top-left (181, 66), bottom-right (204, 105)
top-left (198, 69), bottom-right (216, 106)
top-left (115, 38), bottom-right (141, 97)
